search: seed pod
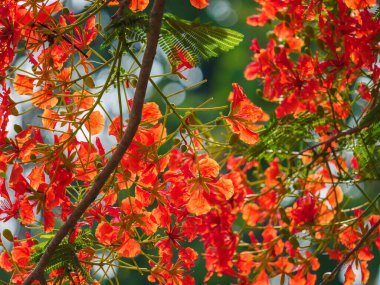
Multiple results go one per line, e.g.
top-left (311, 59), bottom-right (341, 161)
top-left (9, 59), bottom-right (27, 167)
top-left (2, 229), bottom-right (14, 242)
top-left (279, 208), bottom-right (290, 224)
top-left (316, 39), bottom-right (325, 51)
top-left (180, 144), bottom-right (188, 153)
top-left (304, 25), bottom-right (315, 38)
top-left (289, 236), bottom-right (299, 249)
top-left (14, 124), bottom-right (22, 133)
top-left (229, 133), bottom-right (240, 145)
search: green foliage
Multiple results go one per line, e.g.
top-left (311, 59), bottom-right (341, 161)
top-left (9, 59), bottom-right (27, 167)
top-left (31, 230), bottom-right (94, 283)
top-left (104, 12), bottom-right (244, 67)
top-left (245, 111), bottom-right (327, 161)
top-left (353, 120), bottom-right (380, 179)
top-left (373, 6), bottom-right (380, 20)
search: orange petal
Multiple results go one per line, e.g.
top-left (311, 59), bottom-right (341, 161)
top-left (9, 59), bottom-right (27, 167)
top-left (214, 177), bottom-right (234, 200)
top-left (129, 0), bottom-right (149, 12)
top-left (344, 264), bottom-right (356, 285)
top-left (0, 251), bottom-right (13, 272)
top-left (142, 102), bottom-right (162, 124)
top-left (242, 203), bottom-right (260, 226)
top-left (108, 0), bottom-right (119, 5)
top-left (187, 187), bottom-right (211, 216)
top-left (11, 246), bottom-right (32, 268)
top-left (327, 186), bottom-right (344, 208)
top-left (343, 0), bottom-right (375, 9)
top-left (118, 236), bottom-right (141, 257)
top-left (199, 157), bottom-right (219, 178)
top-left (27, 165), bottom-right (45, 189)
top-left (190, 0), bottom-right (209, 9)
top-left (84, 111), bottom-right (104, 134)
top-left (31, 90), bottom-right (58, 109)
top-left (360, 261), bottom-right (370, 284)
top-left (13, 74), bottom-right (34, 95)
top-left (73, 91), bottom-right (95, 110)
top-left (95, 222), bottom-right (117, 245)
top-left (44, 211), bottom-right (55, 233)
top-left (41, 109), bottom-right (58, 130)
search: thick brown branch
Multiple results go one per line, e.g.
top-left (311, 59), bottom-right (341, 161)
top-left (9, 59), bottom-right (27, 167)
top-left (22, 0), bottom-right (166, 284)
top-left (319, 218), bottom-right (380, 285)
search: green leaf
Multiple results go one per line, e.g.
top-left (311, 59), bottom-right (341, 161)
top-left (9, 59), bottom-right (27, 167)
top-left (160, 13), bottom-right (244, 67)
top-left (245, 112), bottom-right (327, 161)
top-left (31, 229), bottom-right (94, 283)
top-left (104, 13), bottom-right (244, 67)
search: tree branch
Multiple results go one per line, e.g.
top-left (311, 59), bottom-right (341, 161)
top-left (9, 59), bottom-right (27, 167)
top-left (293, 120), bottom-right (373, 160)
top-left (22, 0), bottom-right (166, 284)
top-left (319, 218), bottom-right (380, 285)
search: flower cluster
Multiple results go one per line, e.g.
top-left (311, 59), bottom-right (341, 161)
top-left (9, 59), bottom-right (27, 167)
top-left (0, 0), bottom-right (379, 284)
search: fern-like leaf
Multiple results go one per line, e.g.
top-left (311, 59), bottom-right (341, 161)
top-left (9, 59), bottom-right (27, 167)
top-left (373, 6), bottom-right (380, 20)
top-left (245, 111), bottom-right (328, 161)
top-left (104, 13), bottom-right (244, 67)
top-left (31, 230), bottom-right (94, 283)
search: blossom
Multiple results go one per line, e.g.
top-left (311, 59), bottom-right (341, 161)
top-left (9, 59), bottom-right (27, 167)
top-left (11, 245), bottom-right (32, 268)
top-left (225, 83), bottom-right (268, 145)
top-left (95, 222), bottom-right (118, 245)
top-left (291, 195), bottom-right (318, 225)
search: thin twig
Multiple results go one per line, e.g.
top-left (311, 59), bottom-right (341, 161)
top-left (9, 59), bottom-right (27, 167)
top-left (293, 120), bottom-right (372, 159)
top-left (319, 219), bottom-right (380, 285)
top-left (109, 0), bottom-right (131, 27)
top-left (37, 22), bottom-right (89, 58)
top-left (22, 0), bottom-right (166, 284)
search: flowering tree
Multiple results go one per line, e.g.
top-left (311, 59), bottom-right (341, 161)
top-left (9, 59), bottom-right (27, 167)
top-left (0, 0), bottom-right (379, 284)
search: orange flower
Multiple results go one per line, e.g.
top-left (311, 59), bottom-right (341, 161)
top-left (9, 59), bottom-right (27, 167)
top-left (225, 83), bottom-right (268, 145)
top-left (0, 251), bottom-right (13, 272)
top-left (118, 236), bottom-right (141, 258)
top-left (11, 246), bottom-right (32, 268)
top-left (84, 111), bottom-right (104, 135)
top-left (95, 222), bottom-right (118, 245)
top-left (236, 251), bottom-right (254, 276)
top-left (184, 157), bottom-right (234, 215)
top-left (20, 197), bottom-right (35, 225)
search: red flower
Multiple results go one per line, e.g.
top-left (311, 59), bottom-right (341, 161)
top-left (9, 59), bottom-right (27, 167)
top-left (291, 195), bottom-right (318, 225)
top-left (0, 1), bottom-right (20, 77)
top-left (225, 83), bottom-right (269, 145)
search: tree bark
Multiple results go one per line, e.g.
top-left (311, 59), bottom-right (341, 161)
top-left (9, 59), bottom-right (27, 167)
top-left (22, 1), bottom-right (166, 283)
